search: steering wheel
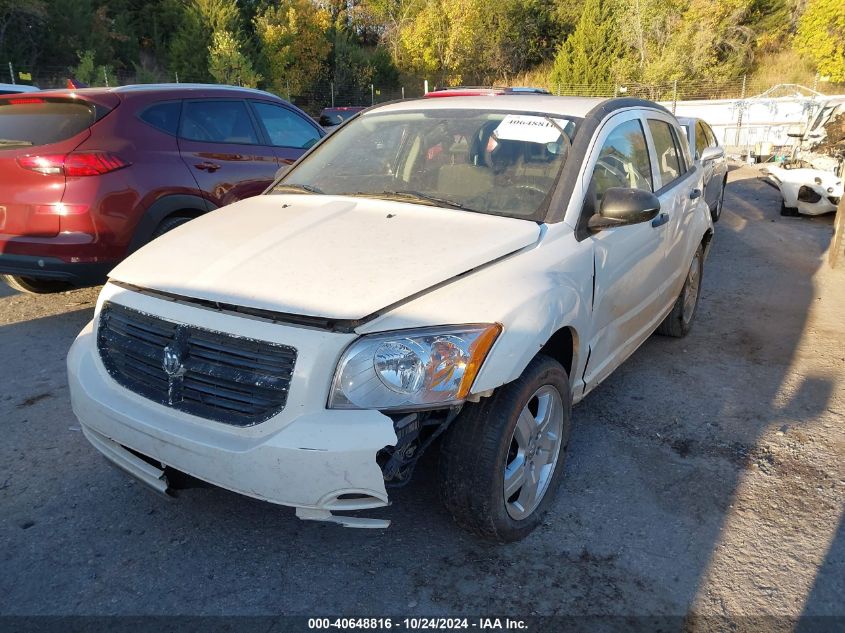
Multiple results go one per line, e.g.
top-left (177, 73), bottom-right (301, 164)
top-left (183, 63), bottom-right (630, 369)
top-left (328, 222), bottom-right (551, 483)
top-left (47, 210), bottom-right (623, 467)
top-left (499, 183), bottom-right (548, 210)
top-left (595, 156), bottom-right (629, 185)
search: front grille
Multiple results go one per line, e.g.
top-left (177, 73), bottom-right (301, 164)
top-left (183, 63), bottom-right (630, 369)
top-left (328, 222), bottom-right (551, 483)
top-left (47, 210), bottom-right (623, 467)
top-left (97, 301), bottom-right (297, 426)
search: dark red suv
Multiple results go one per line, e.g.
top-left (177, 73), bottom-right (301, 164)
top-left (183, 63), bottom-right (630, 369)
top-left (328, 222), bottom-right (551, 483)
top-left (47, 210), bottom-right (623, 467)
top-left (0, 84), bottom-right (323, 292)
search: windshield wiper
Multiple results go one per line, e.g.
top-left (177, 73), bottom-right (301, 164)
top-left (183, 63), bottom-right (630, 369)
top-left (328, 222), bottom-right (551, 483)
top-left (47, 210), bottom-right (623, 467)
top-left (346, 190), bottom-right (477, 212)
top-left (273, 183), bottom-right (324, 194)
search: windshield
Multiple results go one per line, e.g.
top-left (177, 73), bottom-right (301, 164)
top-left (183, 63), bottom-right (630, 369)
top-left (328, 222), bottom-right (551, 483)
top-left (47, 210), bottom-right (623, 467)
top-left (271, 109), bottom-right (577, 220)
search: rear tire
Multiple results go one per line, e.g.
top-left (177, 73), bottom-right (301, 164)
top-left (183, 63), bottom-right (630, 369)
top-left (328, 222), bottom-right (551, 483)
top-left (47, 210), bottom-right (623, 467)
top-left (657, 244), bottom-right (704, 338)
top-left (1, 275), bottom-right (72, 294)
top-left (151, 215), bottom-right (193, 240)
top-left (438, 355), bottom-right (572, 542)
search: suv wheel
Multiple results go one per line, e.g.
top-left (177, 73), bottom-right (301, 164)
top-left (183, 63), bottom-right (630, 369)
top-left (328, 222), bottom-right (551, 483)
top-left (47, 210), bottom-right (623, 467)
top-left (2, 275), bottom-right (72, 294)
top-left (438, 355), bottom-right (572, 542)
top-left (151, 215), bottom-right (193, 240)
top-left (657, 244), bottom-right (703, 338)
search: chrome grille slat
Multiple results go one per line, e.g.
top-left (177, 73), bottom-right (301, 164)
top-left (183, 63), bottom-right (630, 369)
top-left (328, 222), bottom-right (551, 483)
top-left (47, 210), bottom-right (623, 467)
top-left (97, 302), bottom-right (297, 426)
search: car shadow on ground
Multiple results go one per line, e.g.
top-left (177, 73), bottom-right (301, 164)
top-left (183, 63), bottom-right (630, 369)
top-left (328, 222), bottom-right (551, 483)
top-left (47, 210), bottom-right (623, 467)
top-left (0, 171), bottom-right (841, 622)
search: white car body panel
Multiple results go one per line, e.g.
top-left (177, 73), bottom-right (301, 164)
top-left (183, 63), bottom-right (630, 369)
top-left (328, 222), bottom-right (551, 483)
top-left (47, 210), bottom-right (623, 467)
top-left (68, 283), bottom-right (397, 520)
top-left (69, 95), bottom-right (714, 528)
top-left (763, 166), bottom-right (843, 215)
top-left (109, 195), bottom-right (541, 320)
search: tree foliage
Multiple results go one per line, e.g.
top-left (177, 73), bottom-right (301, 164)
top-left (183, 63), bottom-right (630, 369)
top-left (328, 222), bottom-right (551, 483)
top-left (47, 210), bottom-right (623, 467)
top-left (1, 0), bottom-right (840, 98)
top-left (795, 0), bottom-right (845, 82)
top-left (254, 0), bottom-right (332, 96)
top-left (208, 29), bottom-right (261, 87)
top-left (550, 0), bottom-right (622, 87)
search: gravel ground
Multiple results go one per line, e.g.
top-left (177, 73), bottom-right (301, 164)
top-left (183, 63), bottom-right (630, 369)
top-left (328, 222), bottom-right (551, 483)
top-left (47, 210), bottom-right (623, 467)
top-left (0, 165), bottom-right (843, 626)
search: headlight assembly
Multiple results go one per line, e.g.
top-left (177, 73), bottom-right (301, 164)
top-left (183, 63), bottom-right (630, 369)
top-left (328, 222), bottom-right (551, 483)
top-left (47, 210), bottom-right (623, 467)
top-left (328, 324), bottom-right (502, 410)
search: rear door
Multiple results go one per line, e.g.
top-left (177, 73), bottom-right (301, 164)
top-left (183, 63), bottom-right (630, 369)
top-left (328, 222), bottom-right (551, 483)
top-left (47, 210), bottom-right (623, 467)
top-left (693, 120), bottom-right (718, 208)
top-left (177, 99), bottom-right (278, 208)
top-left (645, 116), bottom-right (700, 300)
top-left (701, 121), bottom-right (725, 206)
top-left (249, 100), bottom-right (323, 166)
top-left (0, 95), bottom-right (113, 237)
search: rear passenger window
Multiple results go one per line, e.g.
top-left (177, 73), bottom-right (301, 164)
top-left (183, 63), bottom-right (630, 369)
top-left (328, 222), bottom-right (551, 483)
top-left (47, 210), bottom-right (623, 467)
top-left (694, 122), bottom-right (708, 159)
top-left (139, 102), bottom-right (180, 135)
top-left (252, 101), bottom-right (321, 149)
top-left (671, 125), bottom-right (690, 171)
top-left (589, 119), bottom-right (653, 203)
top-left (648, 120), bottom-right (683, 188)
top-left (180, 100), bottom-right (259, 144)
top-left (703, 122), bottom-right (718, 147)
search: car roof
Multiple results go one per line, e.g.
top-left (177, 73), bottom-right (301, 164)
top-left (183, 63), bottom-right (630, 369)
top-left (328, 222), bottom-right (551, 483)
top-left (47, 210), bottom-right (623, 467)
top-left (15, 83), bottom-right (280, 100)
top-left (0, 83), bottom-right (40, 93)
top-left (368, 95), bottom-right (611, 119)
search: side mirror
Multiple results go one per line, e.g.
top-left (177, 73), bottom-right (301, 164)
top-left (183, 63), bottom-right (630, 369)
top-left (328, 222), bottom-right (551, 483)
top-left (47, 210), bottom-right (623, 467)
top-left (588, 187), bottom-right (660, 232)
top-left (700, 146), bottom-right (725, 162)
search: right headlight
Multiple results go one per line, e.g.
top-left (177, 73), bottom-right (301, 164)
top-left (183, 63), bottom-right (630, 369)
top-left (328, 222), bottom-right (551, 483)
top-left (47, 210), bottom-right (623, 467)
top-left (328, 324), bottom-right (502, 410)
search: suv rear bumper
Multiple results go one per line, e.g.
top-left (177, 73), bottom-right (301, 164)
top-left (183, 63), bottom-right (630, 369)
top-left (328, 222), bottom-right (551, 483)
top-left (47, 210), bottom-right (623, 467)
top-left (68, 321), bottom-right (397, 526)
top-left (0, 253), bottom-right (112, 285)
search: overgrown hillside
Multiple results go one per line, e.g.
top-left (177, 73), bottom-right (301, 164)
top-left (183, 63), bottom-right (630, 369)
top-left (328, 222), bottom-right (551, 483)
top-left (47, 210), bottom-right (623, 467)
top-left (0, 0), bottom-right (843, 97)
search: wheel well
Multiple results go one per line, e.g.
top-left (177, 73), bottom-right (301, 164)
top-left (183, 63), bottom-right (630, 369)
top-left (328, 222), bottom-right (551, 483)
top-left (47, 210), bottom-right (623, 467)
top-left (539, 327), bottom-right (575, 377)
top-left (168, 208), bottom-right (203, 221)
top-left (702, 228), bottom-right (714, 249)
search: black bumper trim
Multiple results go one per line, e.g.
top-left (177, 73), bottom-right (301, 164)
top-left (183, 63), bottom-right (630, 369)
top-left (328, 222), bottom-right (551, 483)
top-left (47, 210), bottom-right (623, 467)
top-left (0, 254), bottom-right (113, 286)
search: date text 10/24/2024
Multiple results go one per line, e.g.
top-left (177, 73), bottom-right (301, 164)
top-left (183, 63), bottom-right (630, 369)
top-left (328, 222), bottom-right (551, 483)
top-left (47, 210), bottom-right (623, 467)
top-left (308, 618), bottom-right (528, 630)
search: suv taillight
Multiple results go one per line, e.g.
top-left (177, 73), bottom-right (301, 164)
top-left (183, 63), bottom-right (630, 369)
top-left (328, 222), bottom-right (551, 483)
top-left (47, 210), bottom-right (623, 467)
top-left (17, 152), bottom-right (130, 177)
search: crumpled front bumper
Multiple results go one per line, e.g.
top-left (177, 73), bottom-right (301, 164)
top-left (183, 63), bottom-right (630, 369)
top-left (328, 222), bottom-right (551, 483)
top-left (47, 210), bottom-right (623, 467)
top-left (68, 320), bottom-right (398, 528)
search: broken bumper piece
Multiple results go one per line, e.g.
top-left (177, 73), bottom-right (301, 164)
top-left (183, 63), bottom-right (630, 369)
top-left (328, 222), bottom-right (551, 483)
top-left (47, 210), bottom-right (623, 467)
top-left (68, 324), bottom-right (397, 528)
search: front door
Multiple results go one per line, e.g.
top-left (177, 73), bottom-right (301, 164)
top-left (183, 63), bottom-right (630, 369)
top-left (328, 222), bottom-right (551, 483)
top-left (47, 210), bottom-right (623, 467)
top-left (583, 114), bottom-right (668, 389)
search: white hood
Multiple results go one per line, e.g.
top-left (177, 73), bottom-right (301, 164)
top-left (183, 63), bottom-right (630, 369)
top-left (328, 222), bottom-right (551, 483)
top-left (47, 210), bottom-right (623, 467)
top-left (110, 195), bottom-right (541, 320)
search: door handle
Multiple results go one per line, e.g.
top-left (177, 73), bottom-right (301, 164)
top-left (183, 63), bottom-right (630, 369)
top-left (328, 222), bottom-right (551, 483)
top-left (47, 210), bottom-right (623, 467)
top-left (689, 188), bottom-right (702, 200)
top-left (651, 213), bottom-right (669, 228)
top-left (195, 162), bottom-right (221, 172)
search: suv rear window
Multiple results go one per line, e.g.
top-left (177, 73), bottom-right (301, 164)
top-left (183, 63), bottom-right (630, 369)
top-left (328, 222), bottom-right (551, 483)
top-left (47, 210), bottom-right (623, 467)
top-left (0, 99), bottom-right (101, 149)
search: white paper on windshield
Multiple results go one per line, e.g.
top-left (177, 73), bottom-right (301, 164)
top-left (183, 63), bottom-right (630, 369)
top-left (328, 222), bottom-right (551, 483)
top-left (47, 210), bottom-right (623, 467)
top-left (493, 115), bottom-right (569, 144)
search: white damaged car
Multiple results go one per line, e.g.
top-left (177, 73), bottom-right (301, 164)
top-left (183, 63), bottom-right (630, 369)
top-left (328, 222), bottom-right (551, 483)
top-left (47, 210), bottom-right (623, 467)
top-left (762, 164), bottom-right (843, 216)
top-left (68, 96), bottom-right (713, 541)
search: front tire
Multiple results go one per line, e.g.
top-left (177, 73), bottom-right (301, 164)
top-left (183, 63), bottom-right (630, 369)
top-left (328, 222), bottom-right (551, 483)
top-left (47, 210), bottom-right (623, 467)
top-left (657, 244), bottom-right (704, 338)
top-left (780, 200), bottom-right (800, 217)
top-left (711, 179), bottom-right (726, 222)
top-left (438, 355), bottom-right (572, 542)
top-left (1, 275), bottom-right (72, 294)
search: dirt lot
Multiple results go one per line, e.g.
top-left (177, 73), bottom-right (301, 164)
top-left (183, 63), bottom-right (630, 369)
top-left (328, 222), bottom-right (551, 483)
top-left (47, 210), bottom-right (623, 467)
top-left (0, 166), bottom-right (843, 625)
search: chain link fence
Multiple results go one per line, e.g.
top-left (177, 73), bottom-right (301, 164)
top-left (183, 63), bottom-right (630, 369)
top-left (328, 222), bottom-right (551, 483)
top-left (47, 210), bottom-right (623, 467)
top-left (6, 62), bottom-right (845, 121)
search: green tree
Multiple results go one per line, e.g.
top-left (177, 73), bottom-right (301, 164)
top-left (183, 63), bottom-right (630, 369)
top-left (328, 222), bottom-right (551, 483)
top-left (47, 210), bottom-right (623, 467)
top-left (168, 0), bottom-right (241, 83)
top-left (635, 0), bottom-right (757, 83)
top-left (550, 0), bottom-right (623, 88)
top-left (398, 0), bottom-right (488, 85)
top-left (794, 0), bottom-right (845, 82)
top-left (72, 48), bottom-right (114, 86)
top-left (208, 29), bottom-right (261, 86)
top-left (254, 0), bottom-right (332, 96)
top-left (0, 0), bottom-right (48, 71)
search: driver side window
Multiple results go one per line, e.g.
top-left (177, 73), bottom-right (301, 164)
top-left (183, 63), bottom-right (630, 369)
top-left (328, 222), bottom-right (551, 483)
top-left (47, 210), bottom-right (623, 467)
top-left (589, 119), bottom-right (653, 205)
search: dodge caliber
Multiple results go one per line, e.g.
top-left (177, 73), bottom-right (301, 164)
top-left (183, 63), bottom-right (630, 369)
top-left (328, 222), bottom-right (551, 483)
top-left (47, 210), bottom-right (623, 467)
top-left (68, 96), bottom-right (713, 541)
